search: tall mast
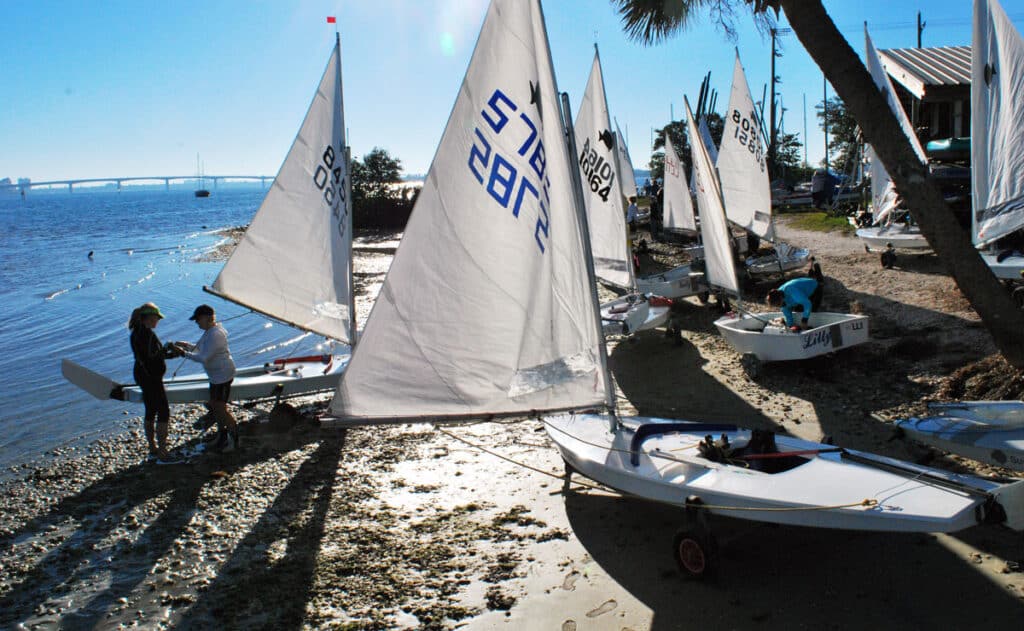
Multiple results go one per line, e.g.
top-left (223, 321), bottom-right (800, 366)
top-left (562, 92), bottom-right (617, 420)
top-left (336, 31), bottom-right (357, 347)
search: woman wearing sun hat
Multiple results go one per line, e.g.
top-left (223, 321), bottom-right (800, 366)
top-left (128, 302), bottom-right (181, 464)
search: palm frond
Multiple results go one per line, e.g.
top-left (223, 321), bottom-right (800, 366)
top-left (611, 0), bottom-right (776, 45)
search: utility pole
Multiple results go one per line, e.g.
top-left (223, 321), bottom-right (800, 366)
top-left (823, 75), bottom-right (829, 170)
top-left (769, 28), bottom-right (778, 177)
top-left (802, 92), bottom-right (808, 168)
top-left (917, 11), bottom-right (926, 47)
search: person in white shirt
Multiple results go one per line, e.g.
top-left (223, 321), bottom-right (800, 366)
top-left (626, 196), bottom-right (639, 232)
top-left (175, 304), bottom-right (239, 453)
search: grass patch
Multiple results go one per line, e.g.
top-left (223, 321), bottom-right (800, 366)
top-left (784, 211), bottom-right (855, 234)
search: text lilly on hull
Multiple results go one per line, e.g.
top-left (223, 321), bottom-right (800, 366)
top-left (64, 35), bottom-right (356, 404)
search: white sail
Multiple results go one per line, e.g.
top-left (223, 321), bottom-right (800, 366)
top-left (687, 99), bottom-right (740, 296)
top-left (973, 0), bottom-right (1024, 246)
top-left (690, 116), bottom-right (718, 199)
top-left (209, 38), bottom-right (354, 344)
top-left (864, 26), bottom-right (926, 224)
top-left (329, 0), bottom-right (607, 422)
top-left (662, 134), bottom-right (697, 232)
top-left (717, 53), bottom-right (773, 241)
top-left (574, 50), bottom-right (633, 289)
top-left (615, 122), bottom-right (638, 200)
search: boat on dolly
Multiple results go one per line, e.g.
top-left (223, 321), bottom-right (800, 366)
top-left (895, 401), bottom-right (1024, 471)
top-left (546, 413), bottom-right (1024, 577)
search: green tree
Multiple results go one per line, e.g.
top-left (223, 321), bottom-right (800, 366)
top-left (649, 113), bottom-right (723, 182)
top-left (351, 147), bottom-right (403, 202)
top-left (612, 0), bottom-right (1024, 367)
top-left (773, 131), bottom-right (809, 186)
top-left (816, 96), bottom-right (858, 173)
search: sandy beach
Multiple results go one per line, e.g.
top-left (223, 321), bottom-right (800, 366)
top-left (3, 217), bottom-right (1023, 629)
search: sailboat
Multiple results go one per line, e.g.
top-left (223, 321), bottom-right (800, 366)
top-left (677, 95), bottom-right (868, 365)
top-left (548, 97), bottom-right (1024, 577)
top-left (895, 401), bottom-right (1024, 471)
top-left (635, 132), bottom-right (710, 301)
top-left (194, 154), bottom-right (211, 198)
top-left (63, 35), bottom-right (355, 405)
top-left (972, 0), bottom-right (1024, 279)
top-left (854, 27), bottom-right (930, 252)
top-left (318, 0), bottom-right (1024, 579)
top-left (714, 52), bottom-right (810, 277)
top-left (574, 47), bottom-right (671, 337)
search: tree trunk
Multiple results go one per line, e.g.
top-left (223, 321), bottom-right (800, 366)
top-left (779, 0), bottom-right (1024, 368)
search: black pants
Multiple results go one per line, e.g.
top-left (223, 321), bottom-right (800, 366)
top-left (135, 370), bottom-right (169, 426)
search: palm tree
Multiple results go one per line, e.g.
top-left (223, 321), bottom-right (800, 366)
top-left (613, 0), bottom-right (1024, 368)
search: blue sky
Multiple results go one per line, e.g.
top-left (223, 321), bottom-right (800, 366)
top-left (2, 0), bottom-right (1022, 183)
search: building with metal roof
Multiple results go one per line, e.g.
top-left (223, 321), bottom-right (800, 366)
top-left (877, 45), bottom-right (971, 143)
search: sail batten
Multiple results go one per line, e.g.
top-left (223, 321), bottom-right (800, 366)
top-left (329, 0), bottom-right (606, 422)
top-left (717, 53), bottom-right (773, 241)
top-left (210, 40), bottom-right (353, 344)
top-left (973, 0), bottom-right (1024, 246)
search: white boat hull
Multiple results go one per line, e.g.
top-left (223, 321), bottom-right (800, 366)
top-left (745, 245), bottom-right (811, 277)
top-left (545, 414), bottom-right (1012, 532)
top-left (856, 224), bottom-right (930, 250)
top-left (63, 355), bottom-right (350, 404)
top-left (895, 401), bottom-right (1024, 471)
top-left (636, 265), bottom-right (708, 299)
top-left (714, 311), bottom-right (869, 361)
top-left (600, 296), bottom-right (670, 337)
top-left (980, 251), bottom-right (1024, 280)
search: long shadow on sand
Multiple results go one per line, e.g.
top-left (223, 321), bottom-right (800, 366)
top-left (608, 329), bottom-right (780, 432)
top-left (175, 435), bottom-right (344, 629)
top-left (563, 492), bottom-right (1022, 631)
top-left (0, 424), bottom-right (336, 628)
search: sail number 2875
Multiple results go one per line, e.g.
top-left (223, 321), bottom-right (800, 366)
top-left (468, 89), bottom-right (552, 254)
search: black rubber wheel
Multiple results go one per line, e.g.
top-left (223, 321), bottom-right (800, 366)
top-left (673, 528), bottom-right (717, 579)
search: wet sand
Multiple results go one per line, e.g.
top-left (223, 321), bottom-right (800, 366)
top-left (2, 218), bottom-right (1023, 629)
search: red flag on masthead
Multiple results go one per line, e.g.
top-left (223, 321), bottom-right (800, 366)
top-left (326, 16), bottom-right (336, 24)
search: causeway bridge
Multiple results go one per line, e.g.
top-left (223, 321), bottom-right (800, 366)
top-left (1, 175), bottom-right (272, 193)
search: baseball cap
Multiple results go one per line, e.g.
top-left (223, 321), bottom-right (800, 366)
top-left (189, 304), bottom-right (215, 321)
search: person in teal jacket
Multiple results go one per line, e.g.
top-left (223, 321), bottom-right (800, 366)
top-left (766, 277), bottom-right (819, 330)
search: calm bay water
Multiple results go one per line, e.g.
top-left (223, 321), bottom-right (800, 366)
top-left (0, 188), bottom-right (337, 471)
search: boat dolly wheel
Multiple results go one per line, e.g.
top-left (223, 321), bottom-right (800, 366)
top-left (673, 496), bottom-right (717, 580)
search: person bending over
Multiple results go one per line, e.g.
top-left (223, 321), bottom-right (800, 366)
top-left (766, 277), bottom-right (819, 332)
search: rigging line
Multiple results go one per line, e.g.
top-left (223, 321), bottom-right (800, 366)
top-left (437, 424), bottom-right (879, 513)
